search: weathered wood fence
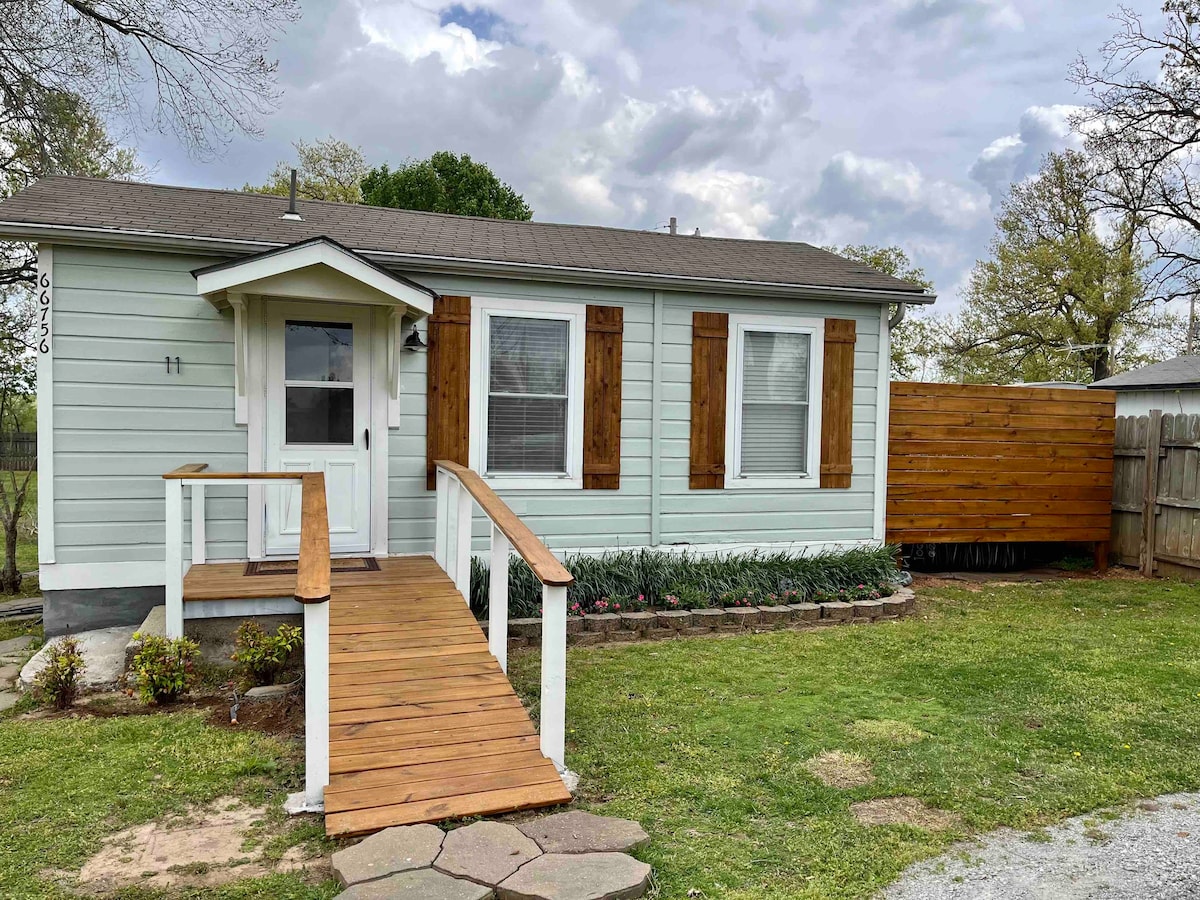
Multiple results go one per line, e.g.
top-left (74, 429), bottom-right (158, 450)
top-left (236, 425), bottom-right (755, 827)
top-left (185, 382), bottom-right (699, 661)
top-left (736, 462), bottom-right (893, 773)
top-left (1112, 410), bottom-right (1200, 579)
top-left (887, 382), bottom-right (1116, 555)
top-left (0, 432), bottom-right (35, 471)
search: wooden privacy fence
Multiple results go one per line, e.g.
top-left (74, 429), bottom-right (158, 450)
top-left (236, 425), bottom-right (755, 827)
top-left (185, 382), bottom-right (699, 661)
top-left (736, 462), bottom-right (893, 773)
top-left (0, 432), bottom-right (35, 471)
top-left (1112, 410), bottom-right (1200, 579)
top-left (886, 382), bottom-right (1117, 553)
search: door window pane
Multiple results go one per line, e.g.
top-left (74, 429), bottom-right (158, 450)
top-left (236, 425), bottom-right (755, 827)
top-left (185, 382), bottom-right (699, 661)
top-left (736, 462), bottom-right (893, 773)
top-left (739, 330), bottom-right (811, 475)
top-left (285, 321), bottom-right (353, 382)
top-left (486, 316), bottom-right (570, 473)
top-left (286, 387), bottom-right (354, 444)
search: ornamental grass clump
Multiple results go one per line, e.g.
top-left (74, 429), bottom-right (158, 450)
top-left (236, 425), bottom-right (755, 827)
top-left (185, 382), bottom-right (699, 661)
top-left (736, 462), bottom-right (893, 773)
top-left (128, 633), bottom-right (200, 704)
top-left (33, 637), bottom-right (85, 709)
top-left (232, 621), bottom-right (303, 686)
top-left (469, 544), bottom-right (900, 618)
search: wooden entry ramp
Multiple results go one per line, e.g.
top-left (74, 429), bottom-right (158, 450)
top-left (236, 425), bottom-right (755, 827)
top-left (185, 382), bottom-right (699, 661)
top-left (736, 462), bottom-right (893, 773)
top-left (183, 555), bottom-right (570, 837)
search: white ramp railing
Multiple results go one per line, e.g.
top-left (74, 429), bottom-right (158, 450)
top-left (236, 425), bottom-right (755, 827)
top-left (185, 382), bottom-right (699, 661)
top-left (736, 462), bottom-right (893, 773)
top-left (163, 465), bottom-right (332, 809)
top-left (433, 460), bottom-right (574, 771)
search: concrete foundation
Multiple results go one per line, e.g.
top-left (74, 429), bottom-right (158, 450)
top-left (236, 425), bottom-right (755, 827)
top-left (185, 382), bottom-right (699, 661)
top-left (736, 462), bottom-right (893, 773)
top-left (43, 585), bottom-right (165, 638)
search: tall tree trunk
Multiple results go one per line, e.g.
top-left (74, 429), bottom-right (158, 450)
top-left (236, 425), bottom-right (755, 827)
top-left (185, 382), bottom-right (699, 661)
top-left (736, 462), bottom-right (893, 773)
top-left (1, 517), bottom-right (20, 594)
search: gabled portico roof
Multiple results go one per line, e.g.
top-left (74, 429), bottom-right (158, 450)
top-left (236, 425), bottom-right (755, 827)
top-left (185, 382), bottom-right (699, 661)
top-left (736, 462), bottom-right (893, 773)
top-left (192, 235), bottom-right (437, 317)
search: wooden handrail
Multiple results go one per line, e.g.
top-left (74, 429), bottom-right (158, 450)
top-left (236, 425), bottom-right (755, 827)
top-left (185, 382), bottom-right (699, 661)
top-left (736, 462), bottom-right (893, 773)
top-left (435, 460), bottom-right (574, 587)
top-left (163, 463), bottom-right (209, 478)
top-left (295, 473), bottom-right (331, 604)
top-left (163, 469), bottom-right (303, 480)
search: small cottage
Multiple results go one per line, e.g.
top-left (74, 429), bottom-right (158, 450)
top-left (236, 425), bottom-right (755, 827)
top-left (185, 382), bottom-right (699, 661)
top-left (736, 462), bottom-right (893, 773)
top-left (0, 176), bottom-right (933, 635)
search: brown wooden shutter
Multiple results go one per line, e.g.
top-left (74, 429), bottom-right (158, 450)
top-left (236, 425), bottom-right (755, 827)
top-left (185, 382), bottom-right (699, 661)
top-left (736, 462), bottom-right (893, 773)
top-left (426, 295), bottom-right (471, 490)
top-left (689, 311), bottom-right (729, 489)
top-left (583, 305), bottom-right (623, 489)
top-left (820, 317), bottom-right (857, 489)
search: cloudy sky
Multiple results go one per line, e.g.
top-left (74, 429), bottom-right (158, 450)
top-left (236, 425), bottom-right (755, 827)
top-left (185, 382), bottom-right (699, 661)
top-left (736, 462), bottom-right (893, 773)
top-left (137, 0), bottom-right (1164, 308)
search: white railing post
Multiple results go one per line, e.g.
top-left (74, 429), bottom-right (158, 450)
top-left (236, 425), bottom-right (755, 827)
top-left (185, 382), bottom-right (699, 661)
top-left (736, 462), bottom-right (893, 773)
top-left (304, 599), bottom-right (330, 808)
top-left (540, 583), bottom-right (567, 770)
top-left (455, 479), bottom-right (472, 598)
top-left (489, 524), bottom-right (510, 673)
top-left (446, 477), bottom-right (460, 584)
top-left (164, 478), bottom-right (184, 639)
top-left (190, 482), bottom-right (206, 566)
top-left (434, 467), bottom-right (449, 568)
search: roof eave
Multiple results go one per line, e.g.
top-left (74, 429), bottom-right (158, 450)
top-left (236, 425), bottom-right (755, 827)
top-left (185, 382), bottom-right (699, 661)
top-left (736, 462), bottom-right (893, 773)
top-left (0, 220), bottom-right (937, 305)
top-left (1089, 381), bottom-right (1200, 392)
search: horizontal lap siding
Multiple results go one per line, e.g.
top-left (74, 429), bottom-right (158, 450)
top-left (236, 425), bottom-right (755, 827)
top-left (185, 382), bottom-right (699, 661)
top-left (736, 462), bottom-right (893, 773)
top-left (885, 381), bottom-right (1116, 544)
top-left (659, 294), bottom-right (881, 545)
top-left (51, 247), bottom-right (247, 565)
top-left (387, 278), bottom-right (655, 554)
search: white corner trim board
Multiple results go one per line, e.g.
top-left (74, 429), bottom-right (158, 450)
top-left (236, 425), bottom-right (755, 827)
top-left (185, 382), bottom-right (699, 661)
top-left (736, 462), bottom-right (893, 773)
top-left (873, 303), bottom-right (891, 541)
top-left (36, 244), bottom-right (54, 565)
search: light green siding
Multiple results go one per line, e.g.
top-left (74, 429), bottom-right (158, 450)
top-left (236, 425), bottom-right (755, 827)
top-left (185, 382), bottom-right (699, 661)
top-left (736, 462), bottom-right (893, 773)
top-left (48, 245), bottom-right (885, 574)
top-left (51, 246), bottom-right (247, 565)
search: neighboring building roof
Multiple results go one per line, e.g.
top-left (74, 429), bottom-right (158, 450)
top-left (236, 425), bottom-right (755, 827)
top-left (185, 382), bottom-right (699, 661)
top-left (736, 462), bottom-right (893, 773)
top-left (0, 176), bottom-right (936, 302)
top-left (1089, 356), bottom-right (1200, 391)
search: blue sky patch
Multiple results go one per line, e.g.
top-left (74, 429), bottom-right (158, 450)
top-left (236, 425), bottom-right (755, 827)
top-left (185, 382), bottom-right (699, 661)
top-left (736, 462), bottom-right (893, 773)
top-left (439, 4), bottom-right (508, 42)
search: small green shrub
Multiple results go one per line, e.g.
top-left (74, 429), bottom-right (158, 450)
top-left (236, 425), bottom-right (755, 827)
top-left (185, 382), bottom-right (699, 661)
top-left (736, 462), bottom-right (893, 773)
top-left (129, 633), bottom-right (200, 704)
top-left (33, 637), bottom-right (85, 709)
top-left (666, 586), bottom-right (710, 610)
top-left (232, 621), bottom-right (303, 686)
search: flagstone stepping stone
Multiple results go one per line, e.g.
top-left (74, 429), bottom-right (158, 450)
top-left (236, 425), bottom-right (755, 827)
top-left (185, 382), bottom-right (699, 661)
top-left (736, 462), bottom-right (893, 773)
top-left (517, 811), bottom-right (650, 855)
top-left (332, 823), bottom-right (445, 887)
top-left (338, 867), bottom-right (493, 900)
top-left (435, 821), bottom-right (542, 886)
top-left (497, 852), bottom-right (650, 900)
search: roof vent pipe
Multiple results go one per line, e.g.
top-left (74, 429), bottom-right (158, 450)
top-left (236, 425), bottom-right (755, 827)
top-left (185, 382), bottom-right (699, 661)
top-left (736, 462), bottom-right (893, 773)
top-left (669, 216), bottom-right (677, 235)
top-left (693, 227), bottom-right (701, 237)
top-left (280, 168), bottom-right (303, 221)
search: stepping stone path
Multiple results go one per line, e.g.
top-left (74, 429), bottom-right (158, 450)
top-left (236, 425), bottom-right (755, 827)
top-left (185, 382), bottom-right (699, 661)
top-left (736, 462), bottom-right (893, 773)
top-left (0, 630), bottom-right (37, 711)
top-left (333, 812), bottom-right (651, 900)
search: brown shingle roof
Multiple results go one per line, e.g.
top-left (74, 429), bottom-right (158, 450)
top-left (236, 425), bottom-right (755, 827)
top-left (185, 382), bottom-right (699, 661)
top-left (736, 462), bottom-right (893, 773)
top-left (0, 176), bottom-right (933, 297)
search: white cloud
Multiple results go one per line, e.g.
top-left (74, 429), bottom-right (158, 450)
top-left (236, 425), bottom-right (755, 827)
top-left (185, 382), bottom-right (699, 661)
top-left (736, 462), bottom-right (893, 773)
top-left (357, 1), bottom-right (501, 74)
top-left (668, 167), bottom-right (776, 239)
top-left (815, 151), bottom-right (989, 231)
top-left (970, 104), bottom-right (1086, 205)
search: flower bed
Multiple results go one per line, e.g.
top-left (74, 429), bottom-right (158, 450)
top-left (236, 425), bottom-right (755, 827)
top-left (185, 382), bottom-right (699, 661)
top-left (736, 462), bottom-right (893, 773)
top-left (469, 545), bottom-right (904, 619)
top-left (489, 586), bottom-right (917, 649)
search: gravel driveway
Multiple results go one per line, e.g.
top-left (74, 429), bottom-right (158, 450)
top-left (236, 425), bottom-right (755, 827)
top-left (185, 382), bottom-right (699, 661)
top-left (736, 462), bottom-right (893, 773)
top-left (883, 792), bottom-right (1200, 899)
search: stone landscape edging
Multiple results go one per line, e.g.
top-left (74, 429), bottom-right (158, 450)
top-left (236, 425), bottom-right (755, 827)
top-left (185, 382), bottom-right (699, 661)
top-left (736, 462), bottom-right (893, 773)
top-left (485, 586), bottom-right (917, 649)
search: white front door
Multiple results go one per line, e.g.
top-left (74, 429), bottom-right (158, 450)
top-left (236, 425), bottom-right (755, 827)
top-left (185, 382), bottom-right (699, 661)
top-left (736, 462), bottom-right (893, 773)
top-left (264, 302), bottom-right (372, 555)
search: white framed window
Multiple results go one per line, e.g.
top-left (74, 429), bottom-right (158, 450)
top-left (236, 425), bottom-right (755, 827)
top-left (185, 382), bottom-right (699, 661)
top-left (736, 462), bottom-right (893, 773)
top-left (725, 314), bottom-right (824, 489)
top-left (469, 297), bottom-right (586, 489)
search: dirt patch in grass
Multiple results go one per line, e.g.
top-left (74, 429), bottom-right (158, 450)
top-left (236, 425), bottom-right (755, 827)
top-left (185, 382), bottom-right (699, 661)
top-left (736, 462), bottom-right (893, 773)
top-left (22, 691), bottom-right (305, 742)
top-left (847, 719), bottom-right (927, 745)
top-left (207, 693), bottom-right (305, 741)
top-left (804, 750), bottom-right (875, 788)
top-left (851, 797), bottom-right (962, 830)
top-left (65, 796), bottom-right (326, 894)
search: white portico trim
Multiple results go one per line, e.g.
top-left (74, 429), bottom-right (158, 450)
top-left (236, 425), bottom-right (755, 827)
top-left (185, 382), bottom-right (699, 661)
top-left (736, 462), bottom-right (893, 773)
top-left (193, 236), bottom-right (437, 429)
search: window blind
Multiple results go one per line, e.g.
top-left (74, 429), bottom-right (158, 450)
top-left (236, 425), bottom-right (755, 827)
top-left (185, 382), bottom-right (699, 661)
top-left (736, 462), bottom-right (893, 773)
top-left (739, 330), bottom-right (810, 475)
top-left (487, 316), bottom-right (570, 473)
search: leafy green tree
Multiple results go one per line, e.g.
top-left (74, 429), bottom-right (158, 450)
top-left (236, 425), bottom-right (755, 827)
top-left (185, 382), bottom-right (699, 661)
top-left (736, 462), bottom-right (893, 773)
top-left (826, 244), bottom-right (942, 380)
top-left (945, 150), bottom-right (1166, 384)
top-left (245, 137), bottom-right (367, 204)
top-left (362, 151), bottom-right (533, 220)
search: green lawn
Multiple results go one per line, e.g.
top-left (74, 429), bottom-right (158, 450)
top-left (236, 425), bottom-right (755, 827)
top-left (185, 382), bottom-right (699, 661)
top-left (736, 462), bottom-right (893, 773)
top-left (0, 711), bottom-right (338, 898)
top-left (2, 578), bottom-right (1199, 898)
top-left (511, 578), bottom-right (1200, 899)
